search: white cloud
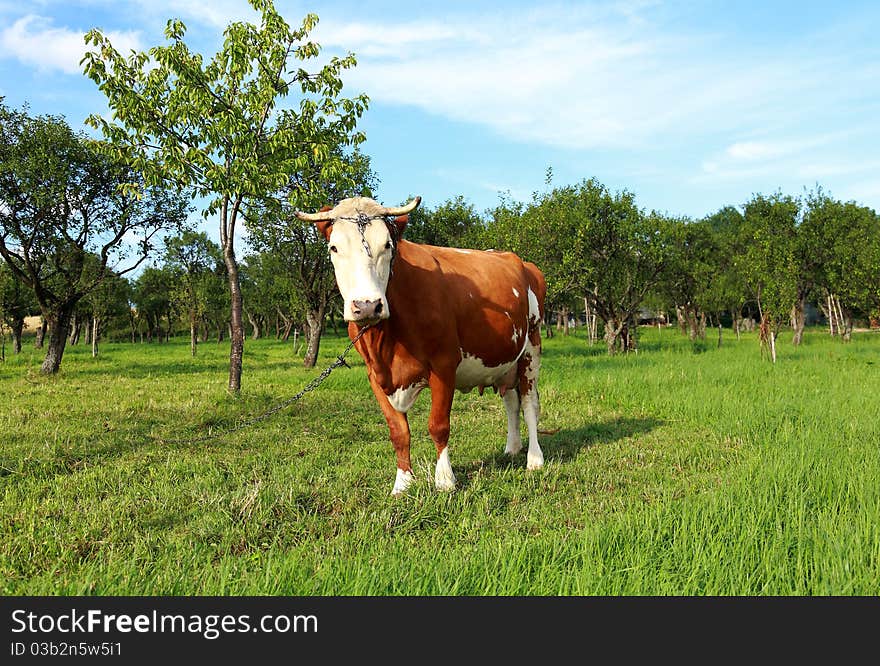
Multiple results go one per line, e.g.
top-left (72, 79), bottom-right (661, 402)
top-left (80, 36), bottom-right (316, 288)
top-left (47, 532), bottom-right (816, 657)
top-left (131, 0), bottom-right (257, 30)
top-left (308, 5), bottom-right (876, 159)
top-left (0, 14), bottom-right (141, 74)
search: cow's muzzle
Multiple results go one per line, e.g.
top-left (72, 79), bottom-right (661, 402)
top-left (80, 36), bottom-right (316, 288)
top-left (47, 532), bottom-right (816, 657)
top-left (350, 299), bottom-right (385, 323)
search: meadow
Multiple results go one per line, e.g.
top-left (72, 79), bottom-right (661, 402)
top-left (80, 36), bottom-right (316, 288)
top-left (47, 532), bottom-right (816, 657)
top-left (1, 325), bottom-right (878, 595)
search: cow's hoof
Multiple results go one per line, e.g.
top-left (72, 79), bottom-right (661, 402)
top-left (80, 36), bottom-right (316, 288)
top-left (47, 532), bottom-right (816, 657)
top-left (526, 451), bottom-right (544, 470)
top-left (434, 473), bottom-right (457, 492)
top-left (391, 469), bottom-right (414, 496)
top-left (504, 439), bottom-right (523, 456)
top-left (434, 449), bottom-right (457, 492)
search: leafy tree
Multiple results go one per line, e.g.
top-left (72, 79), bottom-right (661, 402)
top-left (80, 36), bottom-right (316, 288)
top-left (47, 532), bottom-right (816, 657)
top-left (82, 0), bottom-right (368, 390)
top-left (0, 263), bottom-right (37, 354)
top-left (246, 147), bottom-right (378, 367)
top-left (0, 103), bottom-right (188, 373)
top-left (132, 266), bottom-right (176, 342)
top-left (823, 199), bottom-right (880, 339)
top-left (83, 265), bottom-right (131, 356)
top-left (742, 192), bottom-right (800, 361)
top-left (164, 231), bottom-right (224, 355)
top-left (655, 216), bottom-right (714, 341)
top-left (405, 196), bottom-right (485, 248)
top-left (702, 206), bottom-right (750, 339)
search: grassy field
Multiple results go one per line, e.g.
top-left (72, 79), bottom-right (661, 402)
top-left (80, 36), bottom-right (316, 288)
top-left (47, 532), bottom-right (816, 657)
top-left (1, 325), bottom-right (879, 595)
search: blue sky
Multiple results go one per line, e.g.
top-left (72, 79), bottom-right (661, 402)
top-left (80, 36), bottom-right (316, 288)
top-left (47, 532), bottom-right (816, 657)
top-left (2, 0), bottom-right (879, 241)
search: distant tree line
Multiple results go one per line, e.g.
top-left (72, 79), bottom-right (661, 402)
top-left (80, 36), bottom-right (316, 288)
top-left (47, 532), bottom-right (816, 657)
top-left (2, 0), bottom-right (879, 376)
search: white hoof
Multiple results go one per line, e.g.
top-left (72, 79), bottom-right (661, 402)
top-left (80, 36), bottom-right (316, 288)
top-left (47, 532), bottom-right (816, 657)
top-left (504, 436), bottom-right (523, 456)
top-left (391, 468), bottom-right (413, 496)
top-left (526, 451), bottom-right (544, 470)
top-left (434, 448), bottom-right (457, 492)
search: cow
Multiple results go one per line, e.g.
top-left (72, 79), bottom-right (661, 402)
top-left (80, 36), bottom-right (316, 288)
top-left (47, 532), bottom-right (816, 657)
top-left (295, 196), bottom-right (547, 495)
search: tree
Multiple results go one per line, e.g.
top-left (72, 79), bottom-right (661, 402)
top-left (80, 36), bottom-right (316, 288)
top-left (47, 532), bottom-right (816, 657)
top-left (247, 147), bottom-right (378, 367)
top-left (132, 266), bottom-right (176, 342)
top-left (656, 216), bottom-right (714, 342)
top-left (742, 192), bottom-right (800, 361)
top-left (82, 0), bottom-right (369, 391)
top-left (823, 199), bottom-right (880, 339)
top-left (0, 103), bottom-right (188, 373)
top-left (83, 265), bottom-right (130, 357)
top-left (702, 206), bottom-right (750, 340)
top-left (165, 231), bottom-right (224, 356)
top-left (404, 196), bottom-right (485, 248)
top-left (0, 263), bottom-right (37, 354)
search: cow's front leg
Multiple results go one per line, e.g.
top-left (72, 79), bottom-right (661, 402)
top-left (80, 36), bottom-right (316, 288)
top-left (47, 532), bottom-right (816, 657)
top-left (369, 379), bottom-right (414, 496)
top-left (428, 373), bottom-right (457, 492)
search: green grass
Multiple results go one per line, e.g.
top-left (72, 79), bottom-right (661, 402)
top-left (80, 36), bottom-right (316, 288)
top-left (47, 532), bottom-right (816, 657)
top-left (1, 326), bottom-right (879, 595)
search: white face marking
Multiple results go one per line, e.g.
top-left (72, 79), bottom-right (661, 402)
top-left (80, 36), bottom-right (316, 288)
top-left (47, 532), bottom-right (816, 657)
top-left (434, 447), bottom-right (456, 491)
top-left (328, 220), bottom-right (394, 321)
top-left (391, 468), bottom-right (413, 496)
top-left (512, 287), bottom-right (520, 298)
top-left (387, 382), bottom-right (425, 413)
top-left (455, 352), bottom-right (517, 392)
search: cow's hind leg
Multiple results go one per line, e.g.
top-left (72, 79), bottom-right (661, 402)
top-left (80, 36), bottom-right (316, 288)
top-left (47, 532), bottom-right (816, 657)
top-left (519, 341), bottom-right (544, 471)
top-left (502, 389), bottom-right (523, 456)
top-left (428, 374), bottom-right (457, 492)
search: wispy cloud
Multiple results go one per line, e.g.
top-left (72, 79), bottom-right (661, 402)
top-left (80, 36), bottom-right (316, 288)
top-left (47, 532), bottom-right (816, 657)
top-left (312, 4), bottom-right (877, 159)
top-left (0, 14), bottom-right (141, 74)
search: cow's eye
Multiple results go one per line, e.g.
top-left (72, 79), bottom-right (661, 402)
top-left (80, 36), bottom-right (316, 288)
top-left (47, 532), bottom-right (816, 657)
top-left (384, 241), bottom-right (392, 250)
top-left (330, 245), bottom-right (338, 253)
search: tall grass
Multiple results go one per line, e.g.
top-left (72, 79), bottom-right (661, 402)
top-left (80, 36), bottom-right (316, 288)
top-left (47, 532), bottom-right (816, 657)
top-left (1, 326), bottom-right (878, 595)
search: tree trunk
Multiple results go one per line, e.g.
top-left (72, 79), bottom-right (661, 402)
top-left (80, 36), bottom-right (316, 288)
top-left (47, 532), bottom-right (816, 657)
top-left (281, 316), bottom-right (293, 342)
top-left (190, 317), bottom-right (197, 357)
top-left (562, 306), bottom-right (570, 336)
top-left (91, 316), bottom-right (99, 358)
top-left (791, 295), bottom-right (806, 346)
top-left (34, 318), bottom-right (46, 348)
top-left (303, 305), bottom-right (325, 368)
top-left (11, 317), bottom-right (24, 354)
top-left (41, 306), bottom-right (74, 374)
top-left (604, 318), bottom-right (623, 355)
top-left (69, 313), bottom-right (81, 346)
top-left (246, 310), bottom-right (260, 340)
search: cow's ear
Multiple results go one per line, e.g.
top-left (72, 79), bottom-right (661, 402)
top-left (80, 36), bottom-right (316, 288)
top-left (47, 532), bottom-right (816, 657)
top-left (394, 214), bottom-right (409, 237)
top-left (316, 220), bottom-right (333, 240)
top-left (315, 205), bottom-right (334, 240)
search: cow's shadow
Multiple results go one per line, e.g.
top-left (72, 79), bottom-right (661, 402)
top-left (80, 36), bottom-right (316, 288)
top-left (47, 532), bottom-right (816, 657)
top-left (458, 415), bottom-right (663, 482)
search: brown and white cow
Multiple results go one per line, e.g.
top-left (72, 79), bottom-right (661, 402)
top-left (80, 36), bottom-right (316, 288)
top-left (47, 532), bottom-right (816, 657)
top-left (296, 196), bottom-right (546, 495)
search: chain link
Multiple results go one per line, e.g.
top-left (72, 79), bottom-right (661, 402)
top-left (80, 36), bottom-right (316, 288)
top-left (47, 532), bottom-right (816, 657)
top-left (152, 324), bottom-right (372, 445)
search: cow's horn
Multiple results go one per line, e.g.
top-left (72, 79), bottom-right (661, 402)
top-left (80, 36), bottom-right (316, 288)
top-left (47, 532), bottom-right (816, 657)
top-left (294, 209), bottom-right (335, 222)
top-left (383, 196), bottom-right (421, 216)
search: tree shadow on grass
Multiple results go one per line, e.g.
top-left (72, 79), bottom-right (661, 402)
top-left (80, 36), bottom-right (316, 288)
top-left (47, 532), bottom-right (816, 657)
top-left (457, 415), bottom-right (664, 484)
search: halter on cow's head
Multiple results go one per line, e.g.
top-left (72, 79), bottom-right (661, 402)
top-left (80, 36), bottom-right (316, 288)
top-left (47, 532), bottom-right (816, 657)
top-left (295, 196), bottom-right (422, 324)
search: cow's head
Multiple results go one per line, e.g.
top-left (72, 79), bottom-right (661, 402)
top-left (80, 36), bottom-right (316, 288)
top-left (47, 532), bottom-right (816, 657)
top-left (295, 196), bottom-right (421, 324)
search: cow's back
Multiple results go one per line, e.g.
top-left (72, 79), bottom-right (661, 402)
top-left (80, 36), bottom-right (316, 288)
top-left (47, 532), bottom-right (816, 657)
top-left (392, 242), bottom-right (542, 370)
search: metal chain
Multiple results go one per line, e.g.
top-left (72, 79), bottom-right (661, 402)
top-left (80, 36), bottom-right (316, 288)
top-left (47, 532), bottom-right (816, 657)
top-left (152, 324), bottom-right (372, 445)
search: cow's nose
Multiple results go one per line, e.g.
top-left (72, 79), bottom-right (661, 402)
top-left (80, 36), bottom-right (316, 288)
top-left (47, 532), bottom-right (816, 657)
top-left (352, 299), bottom-right (383, 319)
